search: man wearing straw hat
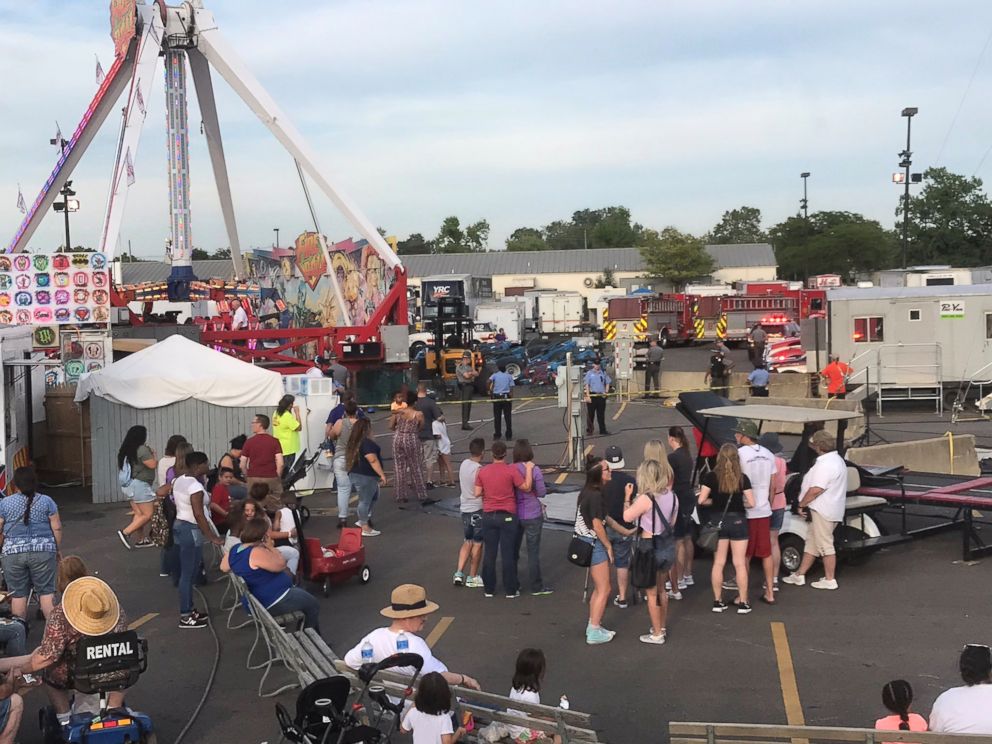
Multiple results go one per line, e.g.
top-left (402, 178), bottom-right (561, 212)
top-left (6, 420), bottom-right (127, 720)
top-left (2, 576), bottom-right (128, 727)
top-left (344, 584), bottom-right (481, 690)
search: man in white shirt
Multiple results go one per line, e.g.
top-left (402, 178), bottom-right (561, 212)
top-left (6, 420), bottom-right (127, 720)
top-left (782, 429), bottom-right (848, 590)
top-left (453, 438), bottom-right (485, 588)
top-left (734, 420), bottom-right (776, 606)
top-left (930, 644), bottom-right (992, 734)
top-left (344, 584), bottom-right (480, 691)
top-left (306, 356), bottom-right (330, 378)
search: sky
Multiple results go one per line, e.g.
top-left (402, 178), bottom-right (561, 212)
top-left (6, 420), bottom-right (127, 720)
top-left (2, 0), bottom-right (992, 259)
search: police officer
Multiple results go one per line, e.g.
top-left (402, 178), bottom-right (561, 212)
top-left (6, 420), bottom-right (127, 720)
top-left (456, 352), bottom-right (479, 431)
top-left (489, 363), bottom-right (515, 440)
top-left (704, 349), bottom-right (734, 398)
top-left (584, 359), bottom-right (612, 436)
top-left (644, 338), bottom-right (664, 397)
top-left (747, 361), bottom-right (770, 397)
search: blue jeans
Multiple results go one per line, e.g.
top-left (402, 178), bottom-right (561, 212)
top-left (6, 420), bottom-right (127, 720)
top-left (333, 458), bottom-right (352, 520)
top-left (173, 520), bottom-right (204, 615)
top-left (481, 511), bottom-right (519, 595)
top-left (0, 618), bottom-right (26, 656)
top-left (350, 473), bottom-right (379, 526)
top-left (268, 587), bottom-right (321, 635)
top-left (513, 517), bottom-right (545, 593)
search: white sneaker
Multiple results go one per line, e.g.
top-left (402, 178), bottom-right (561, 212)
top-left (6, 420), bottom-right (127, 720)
top-left (811, 578), bottom-right (838, 590)
top-left (682, 575), bottom-right (695, 586)
top-left (664, 581), bottom-right (672, 590)
top-left (639, 632), bottom-right (666, 645)
top-left (677, 578), bottom-right (687, 590)
top-left (781, 573), bottom-right (806, 586)
top-left (667, 590), bottom-right (683, 600)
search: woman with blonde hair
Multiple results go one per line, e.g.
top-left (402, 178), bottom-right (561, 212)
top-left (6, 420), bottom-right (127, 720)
top-left (622, 458), bottom-right (678, 645)
top-left (698, 444), bottom-right (754, 614)
top-left (642, 439), bottom-right (667, 464)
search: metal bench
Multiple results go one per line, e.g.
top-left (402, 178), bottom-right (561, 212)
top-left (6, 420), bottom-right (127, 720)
top-left (670, 722), bottom-right (992, 744)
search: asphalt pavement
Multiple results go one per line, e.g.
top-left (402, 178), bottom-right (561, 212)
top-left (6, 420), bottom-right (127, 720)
top-left (18, 345), bottom-right (992, 743)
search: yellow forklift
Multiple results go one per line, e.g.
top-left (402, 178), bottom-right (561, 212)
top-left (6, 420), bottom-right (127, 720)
top-left (421, 297), bottom-right (485, 399)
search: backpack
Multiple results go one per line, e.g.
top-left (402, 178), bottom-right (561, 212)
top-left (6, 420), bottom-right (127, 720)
top-left (117, 459), bottom-right (133, 488)
top-left (709, 356), bottom-right (726, 378)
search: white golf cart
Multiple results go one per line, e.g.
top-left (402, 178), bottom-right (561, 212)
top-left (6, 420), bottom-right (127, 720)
top-left (691, 403), bottom-right (905, 571)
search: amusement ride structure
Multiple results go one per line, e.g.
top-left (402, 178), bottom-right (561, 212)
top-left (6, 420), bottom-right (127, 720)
top-left (7, 0), bottom-right (408, 372)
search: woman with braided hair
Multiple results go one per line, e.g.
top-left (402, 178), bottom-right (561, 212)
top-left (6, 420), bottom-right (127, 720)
top-left (876, 679), bottom-right (927, 741)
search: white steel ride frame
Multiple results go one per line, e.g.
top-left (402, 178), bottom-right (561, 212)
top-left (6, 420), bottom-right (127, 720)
top-left (7, 0), bottom-right (400, 298)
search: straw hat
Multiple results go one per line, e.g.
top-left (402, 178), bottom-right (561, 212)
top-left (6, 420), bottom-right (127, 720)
top-left (380, 584), bottom-right (439, 619)
top-left (62, 577), bottom-right (120, 636)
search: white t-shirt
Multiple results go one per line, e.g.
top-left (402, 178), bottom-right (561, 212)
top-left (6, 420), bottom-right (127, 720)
top-left (800, 450), bottom-right (848, 522)
top-left (432, 420), bottom-right (451, 456)
top-left (459, 459), bottom-right (483, 512)
top-left (507, 687), bottom-right (541, 738)
top-left (401, 707), bottom-right (453, 744)
top-left (172, 474), bottom-right (205, 525)
top-left (930, 684), bottom-right (992, 734)
top-left (278, 507), bottom-right (298, 545)
top-left (738, 444), bottom-right (774, 519)
top-left (343, 627), bottom-right (448, 678)
top-left (156, 456), bottom-right (176, 488)
top-left (232, 305), bottom-right (248, 330)
top-left (305, 367), bottom-right (323, 378)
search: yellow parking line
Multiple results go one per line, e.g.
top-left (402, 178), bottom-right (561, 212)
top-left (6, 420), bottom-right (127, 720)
top-left (426, 616), bottom-right (454, 648)
top-left (611, 400), bottom-right (628, 421)
top-left (771, 622), bottom-right (807, 742)
top-left (555, 472), bottom-right (568, 484)
top-left (128, 613), bottom-right (158, 631)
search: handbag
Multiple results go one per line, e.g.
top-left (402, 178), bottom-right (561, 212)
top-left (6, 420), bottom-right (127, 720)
top-left (567, 536), bottom-right (593, 567)
top-left (149, 495), bottom-right (177, 549)
top-left (631, 494), bottom-right (676, 589)
top-left (698, 483), bottom-right (734, 553)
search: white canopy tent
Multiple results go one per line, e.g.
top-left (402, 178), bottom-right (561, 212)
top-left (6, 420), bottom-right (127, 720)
top-left (75, 334), bottom-right (283, 409)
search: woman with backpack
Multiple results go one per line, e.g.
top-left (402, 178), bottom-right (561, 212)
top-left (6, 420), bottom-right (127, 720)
top-left (116, 425), bottom-right (158, 550)
top-left (622, 458), bottom-right (678, 646)
top-left (0, 467), bottom-right (62, 622)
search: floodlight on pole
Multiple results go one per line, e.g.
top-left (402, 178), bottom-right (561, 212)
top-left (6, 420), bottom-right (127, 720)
top-left (800, 172), bottom-right (810, 219)
top-left (899, 107), bottom-right (918, 268)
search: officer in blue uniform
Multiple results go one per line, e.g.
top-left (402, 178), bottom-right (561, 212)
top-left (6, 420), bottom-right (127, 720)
top-left (583, 359), bottom-right (612, 436)
top-left (489, 363), bottom-right (515, 440)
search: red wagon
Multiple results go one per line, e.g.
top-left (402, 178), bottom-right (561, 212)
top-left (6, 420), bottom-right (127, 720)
top-left (303, 528), bottom-right (371, 597)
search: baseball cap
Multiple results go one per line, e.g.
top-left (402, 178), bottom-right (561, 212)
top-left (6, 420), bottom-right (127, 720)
top-left (604, 445), bottom-right (625, 470)
top-left (734, 419), bottom-right (760, 439)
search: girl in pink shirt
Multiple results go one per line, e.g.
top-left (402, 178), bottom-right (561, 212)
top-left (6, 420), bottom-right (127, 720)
top-left (876, 679), bottom-right (927, 744)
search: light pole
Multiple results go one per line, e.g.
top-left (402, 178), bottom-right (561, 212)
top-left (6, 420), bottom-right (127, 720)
top-left (273, 227), bottom-right (280, 249)
top-left (899, 107), bottom-right (918, 268)
top-left (52, 181), bottom-right (78, 251)
top-left (800, 172), bottom-right (810, 219)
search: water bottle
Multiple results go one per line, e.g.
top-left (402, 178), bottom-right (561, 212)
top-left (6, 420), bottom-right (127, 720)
top-left (559, 695), bottom-right (569, 710)
top-left (397, 631), bottom-right (409, 652)
top-left (361, 640), bottom-right (374, 664)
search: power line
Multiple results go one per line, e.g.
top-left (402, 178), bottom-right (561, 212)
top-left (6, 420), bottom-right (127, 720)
top-left (935, 24), bottom-right (992, 166)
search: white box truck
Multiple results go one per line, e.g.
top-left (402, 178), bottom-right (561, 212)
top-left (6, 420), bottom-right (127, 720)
top-left (475, 302), bottom-right (525, 343)
top-left (537, 292), bottom-right (587, 334)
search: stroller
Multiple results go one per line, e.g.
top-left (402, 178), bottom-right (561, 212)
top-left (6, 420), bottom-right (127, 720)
top-left (276, 653), bottom-right (424, 744)
top-left (282, 445), bottom-right (331, 526)
top-left (40, 630), bottom-right (155, 743)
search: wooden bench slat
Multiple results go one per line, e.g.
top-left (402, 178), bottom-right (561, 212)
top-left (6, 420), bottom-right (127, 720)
top-left (292, 630), bottom-right (337, 680)
top-left (669, 723), bottom-right (992, 744)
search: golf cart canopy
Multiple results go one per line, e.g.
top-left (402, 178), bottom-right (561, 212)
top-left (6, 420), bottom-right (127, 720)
top-left (696, 405), bottom-right (862, 424)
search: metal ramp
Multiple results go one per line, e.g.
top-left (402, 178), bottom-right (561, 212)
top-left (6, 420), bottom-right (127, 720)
top-left (848, 343), bottom-right (943, 415)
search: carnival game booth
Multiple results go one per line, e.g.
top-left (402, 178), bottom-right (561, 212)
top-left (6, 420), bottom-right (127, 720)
top-left (75, 335), bottom-right (289, 503)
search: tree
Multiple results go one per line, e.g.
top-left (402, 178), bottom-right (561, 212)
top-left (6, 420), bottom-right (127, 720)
top-left (397, 233), bottom-right (430, 255)
top-left (505, 227), bottom-right (547, 252)
top-left (594, 267), bottom-right (617, 288)
top-left (769, 211), bottom-right (895, 280)
top-left (707, 206), bottom-right (766, 244)
top-left (900, 167), bottom-right (992, 266)
top-left (432, 216), bottom-right (489, 253)
top-left (211, 248), bottom-right (232, 259)
top-left (464, 219), bottom-right (490, 252)
top-left (191, 247), bottom-right (210, 260)
top-left (543, 220), bottom-right (585, 251)
top-left (639, 227), bottom-right (715, 290)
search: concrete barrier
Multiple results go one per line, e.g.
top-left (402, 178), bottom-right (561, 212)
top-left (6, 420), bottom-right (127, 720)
top-left (742, 396), bottom-right (865, 440)
top-left (769, 373), bottom-right (813, 399)
top-left (846, 434), bottom-right (980, 476)
top-left (658, 371), bottom-right (710, 397)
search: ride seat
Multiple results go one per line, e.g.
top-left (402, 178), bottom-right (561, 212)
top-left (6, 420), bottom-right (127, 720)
top-left (846, 466), bottom-right (861, 494)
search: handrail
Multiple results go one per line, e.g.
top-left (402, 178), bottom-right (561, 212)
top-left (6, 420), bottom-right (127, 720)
top-left (965, 359), bottom-right (992, 385)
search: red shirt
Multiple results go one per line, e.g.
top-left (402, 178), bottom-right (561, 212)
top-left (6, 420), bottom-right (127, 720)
top-left (476, 461), bottom-right (525, 513)
top-left (241, 433), bottom-right (282, 478)
top-left (210, 483), bottom-right (231, 528)
top-left (820, 361), bottom-right (853, 395)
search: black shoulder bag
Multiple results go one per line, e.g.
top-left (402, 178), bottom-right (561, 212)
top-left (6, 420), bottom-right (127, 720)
top-left (698, 484), bottom-right (734, 553)
top-left (631, 495), bottom-right (676, 589)
top-left (567, 499), bottom-right (595, 568)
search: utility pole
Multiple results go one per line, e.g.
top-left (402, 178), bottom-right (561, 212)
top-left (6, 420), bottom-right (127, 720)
top-left (800, 172), bottom-right (810, 219)
top-left (273, 227), bottom-right (280, 249)
top-left (899, 107), bottom-right (918, 269)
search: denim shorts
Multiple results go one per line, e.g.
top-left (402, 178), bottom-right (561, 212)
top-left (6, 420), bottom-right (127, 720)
top-left (123, 479), bottom-right (156, 504)
top-left (719, 514), bottom-right (749, 541)
top-left (770, 508), bottom-right (785, 532)
top-left (2, 550), bottom-right (57, 597)
top-left (579, 536), bottom-right (610, 566)
top-left (461, 510), bottom-right (483, 543)
top-left (606, 528), bottom-right (632, 569)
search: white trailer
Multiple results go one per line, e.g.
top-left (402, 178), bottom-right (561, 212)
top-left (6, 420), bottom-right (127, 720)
top-left (475, 302), bottom-right (525, 343)
top-left (0, 327), bottom-right (47, 493)
top-left (537, 292), bottom-right (587, 334)
top-left (827, 285), bottom-right (992, 411)
top-left (512, 289), bottom-right (557, 332)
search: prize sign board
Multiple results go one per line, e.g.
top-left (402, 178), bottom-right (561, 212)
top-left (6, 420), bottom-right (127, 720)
top-left (0, 252), bottom-right (110, 326)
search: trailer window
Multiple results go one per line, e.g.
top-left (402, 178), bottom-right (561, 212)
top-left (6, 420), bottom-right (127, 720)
top-left (986, 312), bottom-right (992, 339)
top-left (853, 316), bottom-right (884, 343)
top-left (908, 309), bottom-right (921, 322)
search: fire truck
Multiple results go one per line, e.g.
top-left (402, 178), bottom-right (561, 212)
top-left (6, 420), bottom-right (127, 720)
top-left (720, 286), bottom-right (826, 342)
